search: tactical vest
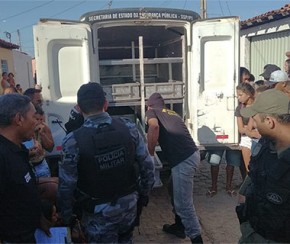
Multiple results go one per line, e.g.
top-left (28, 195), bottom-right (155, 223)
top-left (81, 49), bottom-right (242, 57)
top-left (245, 138), bottom-right (290, 242)
top-left (74, 118), bottom-right (137, 204)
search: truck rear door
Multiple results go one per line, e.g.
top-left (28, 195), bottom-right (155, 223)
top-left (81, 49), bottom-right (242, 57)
top-left (33, 20), bottom-right (94, 157)
top-left (188, 17), bottom-right (240, 148)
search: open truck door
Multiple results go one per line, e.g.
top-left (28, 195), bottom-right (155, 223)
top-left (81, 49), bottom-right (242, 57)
top-left (33, 20), bottom-right (94, 157)
top-left (188, 17), bottom-right (240, 149)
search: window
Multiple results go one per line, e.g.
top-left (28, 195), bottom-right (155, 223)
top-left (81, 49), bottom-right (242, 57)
top-left (1, 60), bottom-right (8, 73)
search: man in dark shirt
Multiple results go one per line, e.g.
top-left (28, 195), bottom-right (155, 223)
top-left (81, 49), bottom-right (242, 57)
top-left (237, 89), bottom-right (290, 243)
top-left (146, 93), bottom-right (203, 243)
top-left (0, 93), bottom-right (51, 242)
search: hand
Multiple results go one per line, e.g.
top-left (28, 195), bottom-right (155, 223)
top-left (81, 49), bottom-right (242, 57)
top-left (29, 141), bottom-right (42, 157)
top-left (244, 128), bottom-right (250, 137)
top-left (74, 104), bottom-right (81, 113)
top-left (30, 141), bottom-right (43, 156)
top-left (35, 123), bottom-right (48, 136)
top-left (39, 213), bottom-right (52, 237)
top-left (237, 194), bottom-right (246, 204)
top-left (34, 140), bottom-right (42, 149)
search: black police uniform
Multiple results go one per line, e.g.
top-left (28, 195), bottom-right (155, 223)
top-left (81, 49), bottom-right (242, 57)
top-left (242, 138), bottom-right (290, 242)
top-left (73, 118), bottom-right (137, 211)
top-left (0, 135), bottom-right (41, 243)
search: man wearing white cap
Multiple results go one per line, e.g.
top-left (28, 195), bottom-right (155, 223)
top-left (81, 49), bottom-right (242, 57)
top-left (268, 70), bottom-right (289, 89)
top-left (236, 89), bottom-right (290, 243)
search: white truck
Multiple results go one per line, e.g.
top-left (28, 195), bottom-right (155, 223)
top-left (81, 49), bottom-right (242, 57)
top-left (33, 8), bottom-right (240, 177)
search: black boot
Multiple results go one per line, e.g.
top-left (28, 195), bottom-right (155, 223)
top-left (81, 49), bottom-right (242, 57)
top-left (162, 214), bottom-right (186, 239)
top-left (191, 235), bottom-right (203, 244)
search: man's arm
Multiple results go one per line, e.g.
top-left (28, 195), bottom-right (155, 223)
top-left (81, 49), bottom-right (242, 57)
top-left (147, 117), bottom-right (159, 156)
top-left (64, 106), bottom-right (84, 134)
top-left (57, 133), bottom-right (79, 225)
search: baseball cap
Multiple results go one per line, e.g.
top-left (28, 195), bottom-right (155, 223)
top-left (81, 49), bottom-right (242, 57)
top-left (77, 82), bottom-right (106, 104)
top-left (146, 93), bottom-right (165, 108)
top-left (268, 70), bottom-right (289, 84)
top-left (240, 89), bottom-right (290, 118)
top-left (260, 64), bottom-right (281, 80)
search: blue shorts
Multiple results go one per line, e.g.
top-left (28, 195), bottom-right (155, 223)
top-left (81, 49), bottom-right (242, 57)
top-left (207, 149), bottom-right (241, 167)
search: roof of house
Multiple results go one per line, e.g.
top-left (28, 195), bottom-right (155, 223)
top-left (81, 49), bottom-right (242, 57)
top-left (241, 4), bottom-right (290, 30)
top-left (0, 38), bottom-right (19, 49)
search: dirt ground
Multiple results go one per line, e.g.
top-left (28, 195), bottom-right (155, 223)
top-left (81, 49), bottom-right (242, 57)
top-left (133, 160), bottom-right (243, 243)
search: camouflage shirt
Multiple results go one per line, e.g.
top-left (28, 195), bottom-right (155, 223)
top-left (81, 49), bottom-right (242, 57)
top-left (58, 112), bottom-right (154, 223)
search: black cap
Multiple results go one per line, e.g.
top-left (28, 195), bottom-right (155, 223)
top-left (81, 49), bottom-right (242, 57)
top-left (77, 82), bottom-right (106, 104)
top-left (260, 64), bottom-right (280, 80)
top-left (146, 93), bottom-right (165, 108)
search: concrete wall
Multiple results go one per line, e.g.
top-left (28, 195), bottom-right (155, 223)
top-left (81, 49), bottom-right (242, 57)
top-left (240, 17), bottom-right (290, 78)
top-left (0, 47), bottom-right (15, 74)
top-left (12, 50), bottom-right (34, 91)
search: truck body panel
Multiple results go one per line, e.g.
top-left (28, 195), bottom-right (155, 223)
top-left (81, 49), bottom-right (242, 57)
top-left (189, 18), bottom-right (240, 148)
top-left (33, 8), bottom-right (240, 158)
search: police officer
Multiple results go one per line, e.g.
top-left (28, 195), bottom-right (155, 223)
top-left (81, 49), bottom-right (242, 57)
top-left (58, 82), bottom-right (154, 243)
top-left (146, 93), bottom-right (203, 243)
top-left (0, 93), bottom-right (51, 242)
top-left (237, 89), bottom-right (290, 243)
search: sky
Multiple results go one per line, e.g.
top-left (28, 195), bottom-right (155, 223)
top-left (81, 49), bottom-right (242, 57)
top-left (0, 0), bottom-right (289, 57)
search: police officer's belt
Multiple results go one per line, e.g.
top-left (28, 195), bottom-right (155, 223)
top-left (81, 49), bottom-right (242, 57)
top-left (75, 185), bottom-right (136, 213)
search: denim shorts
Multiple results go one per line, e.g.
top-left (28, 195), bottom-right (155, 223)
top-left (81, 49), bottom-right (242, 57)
top-left (207, 149), bottom-right (241, 167)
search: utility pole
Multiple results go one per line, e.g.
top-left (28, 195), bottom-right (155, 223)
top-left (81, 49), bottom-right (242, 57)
top-left (17, 29), bottom-right (22, 51)
top-left (108, 0), bottom-right (113, 9)
top-left (200, 0), bottom-right (207, 19)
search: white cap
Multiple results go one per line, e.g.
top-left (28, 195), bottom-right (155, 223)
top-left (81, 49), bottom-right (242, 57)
top-left (34, 84), bottom-right (42, 90)
top-left (269, 70), bottom-right (289, 84)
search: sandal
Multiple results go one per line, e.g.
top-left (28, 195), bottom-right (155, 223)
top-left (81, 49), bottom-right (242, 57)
top-left (206, 189), bottom-right (217, 197)
top-left (226, 189), bottom-right (237, 197)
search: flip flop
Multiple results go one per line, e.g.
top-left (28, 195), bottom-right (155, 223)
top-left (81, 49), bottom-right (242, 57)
top-left (226, 189), bottom-right (237, 197)
top-left (206, 189), bottom-right (217, 197)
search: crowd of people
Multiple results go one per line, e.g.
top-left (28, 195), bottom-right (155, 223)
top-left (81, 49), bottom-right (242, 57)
top-left (1, 52), bottom-right (290, 243)
top-left (0, 72), bottom-right (23, 95)
top-left (205, 53), bottom-right (290, 243)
